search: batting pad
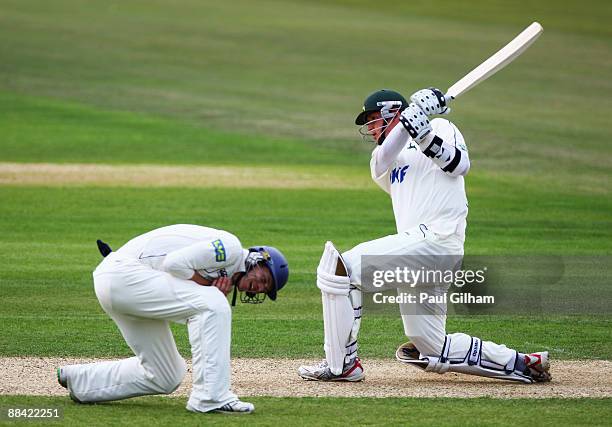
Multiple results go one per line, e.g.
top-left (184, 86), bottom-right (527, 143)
top-left (398, 333), bottom-right (532, 383)
top-left (317, 241), bottom-right (353, 375)
top-left (345, 286), bottom-right (362, 364)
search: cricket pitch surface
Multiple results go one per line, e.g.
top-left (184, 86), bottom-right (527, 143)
top-left (2, 358), bottom-right (610, 399)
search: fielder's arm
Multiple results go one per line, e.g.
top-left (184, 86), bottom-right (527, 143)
top-left (161, 235), bottom-right (243, 281)
top-left (191, 271), bottom-right (233, 296)
top-left (190, 271), bottom-right (213, 286)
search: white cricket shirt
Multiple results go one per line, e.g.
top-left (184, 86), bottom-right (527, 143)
top-left (112, 224), bottom-right (248, 280)
top-left (370, 118), bottom-right (469, 239)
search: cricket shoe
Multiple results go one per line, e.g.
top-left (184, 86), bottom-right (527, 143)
top-left (57, 367), bottom-right (67, 388)
top-left (524, 352), bottom-right (552, 382)
top-left (187, 400), bottom-right (255, 415)
top-left (298, 357), bottom-right (365, 382)
top-left (56, 367), bottom-right (83, 403)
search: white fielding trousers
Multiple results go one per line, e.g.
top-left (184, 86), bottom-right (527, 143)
top-left (342, 225), bottom-right (515, 367)
top-left (63, 253), bottom-right (237, 412)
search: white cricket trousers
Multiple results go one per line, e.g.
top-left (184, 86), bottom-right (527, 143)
top-left (63, 253), bottom-right (237, 412)
top-left (343, 225), bottom-right (515, 367)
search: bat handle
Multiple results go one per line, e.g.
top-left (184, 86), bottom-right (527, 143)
top-left (444, 94), bottom-right (455, 106)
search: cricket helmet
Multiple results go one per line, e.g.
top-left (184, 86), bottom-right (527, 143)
top-left (240, 245), bottom-right (289, 303)
top-left (354, 89), bottom-right (408, 125)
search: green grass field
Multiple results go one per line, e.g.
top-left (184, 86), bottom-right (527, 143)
top-left (0, 186), bottom-right (610, 360)
top-left (2, 396), bottom-right (611, 427)
top-left (1, 0), bottom-right (611, 425)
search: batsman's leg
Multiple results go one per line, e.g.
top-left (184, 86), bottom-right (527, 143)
top-left (398, 277), bottom-right (551, 382)
top-left (298, 230), bottom-right (436, 382)
top-left (397, 326), bottom-right (551, 383)
top-left (298, 241), bottom-right (364, 381)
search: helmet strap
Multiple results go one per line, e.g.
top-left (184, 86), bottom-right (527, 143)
top-left (231, 284), bottom-right (238, 306)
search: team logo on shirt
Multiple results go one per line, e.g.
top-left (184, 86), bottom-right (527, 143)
top-left (390, 165), bottom-right (410, 184)
top-left (211, 239), bottom-right (226, 262)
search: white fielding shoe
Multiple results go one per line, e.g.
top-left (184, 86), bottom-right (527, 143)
top-left (188, 400), bottom-right (255, 415)
top-left (524, 351), bottom-right (552, 382)
top-left (298, 357), bottom-right (365, 382)
top-left (56, 367), bottom-right (83, 403)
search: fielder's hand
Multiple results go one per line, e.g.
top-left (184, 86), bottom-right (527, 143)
top-left (212, 276), bottom-right (233, 295)
top-left (410, 87), bottom-right (449, 116)
top-left (399, 103), bottom-right (432, 143)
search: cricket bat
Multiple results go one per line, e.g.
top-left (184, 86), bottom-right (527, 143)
top-left (444, 22), bottom-right (543, 103)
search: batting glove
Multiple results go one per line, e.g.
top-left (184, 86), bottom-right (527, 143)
top-left (399, 103), bottom-right (432, 143)
top-left (410, 87), bottom-right (449, 116)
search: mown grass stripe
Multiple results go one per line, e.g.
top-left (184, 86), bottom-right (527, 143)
top-left (0, 162), bottom-right (372, 189)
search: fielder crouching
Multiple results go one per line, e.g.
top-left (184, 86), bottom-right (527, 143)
top-left (298, 89), bottom-right (551, 384)
top-left (57, 224), bottom-right (289, 414)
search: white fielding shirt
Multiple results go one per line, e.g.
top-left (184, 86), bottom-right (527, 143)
top-left (111, 224), bottom-right (247, 281)
top-left (370, 118), bottom-right (469, 239)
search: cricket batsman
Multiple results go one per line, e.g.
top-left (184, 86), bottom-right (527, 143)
top-left (57, 224), bottom-right (289, 414)
top-left (298, 89), bottom-right (551, 384)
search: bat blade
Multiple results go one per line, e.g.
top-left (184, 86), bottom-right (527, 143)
top-left (445, 22), bottom-right (543, 101)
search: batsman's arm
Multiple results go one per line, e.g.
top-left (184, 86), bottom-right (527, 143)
top-left (397, 104), bottom-right (469, 177)
top-left (372, 115), bottom-right (410, 178)
top-left (417, 119), bottom-right (470, 177)
top-left (370, 153), bottom-right (392, 194)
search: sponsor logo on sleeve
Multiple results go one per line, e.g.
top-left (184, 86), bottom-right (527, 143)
top-left (212, 239), bottom-right (226, 262)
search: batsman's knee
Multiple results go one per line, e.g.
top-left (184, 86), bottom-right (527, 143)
top-left (406, 334), bottom-right (445, 358)
top-left (400, 313), bottom-right (447, 357)
top-left (317, 241), bottom-right (351, 295)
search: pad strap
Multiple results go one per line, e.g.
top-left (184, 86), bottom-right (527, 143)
top-left (346, 340), bottom-right (358, 357)
top-left (440, 335), bottom-right (451, 363)
top-left (317, 270), bottom-right (350, 295)
top-left (467, 337), bottom-right (482, 366)
top-left (317, 241), bottom-right (350, 295)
